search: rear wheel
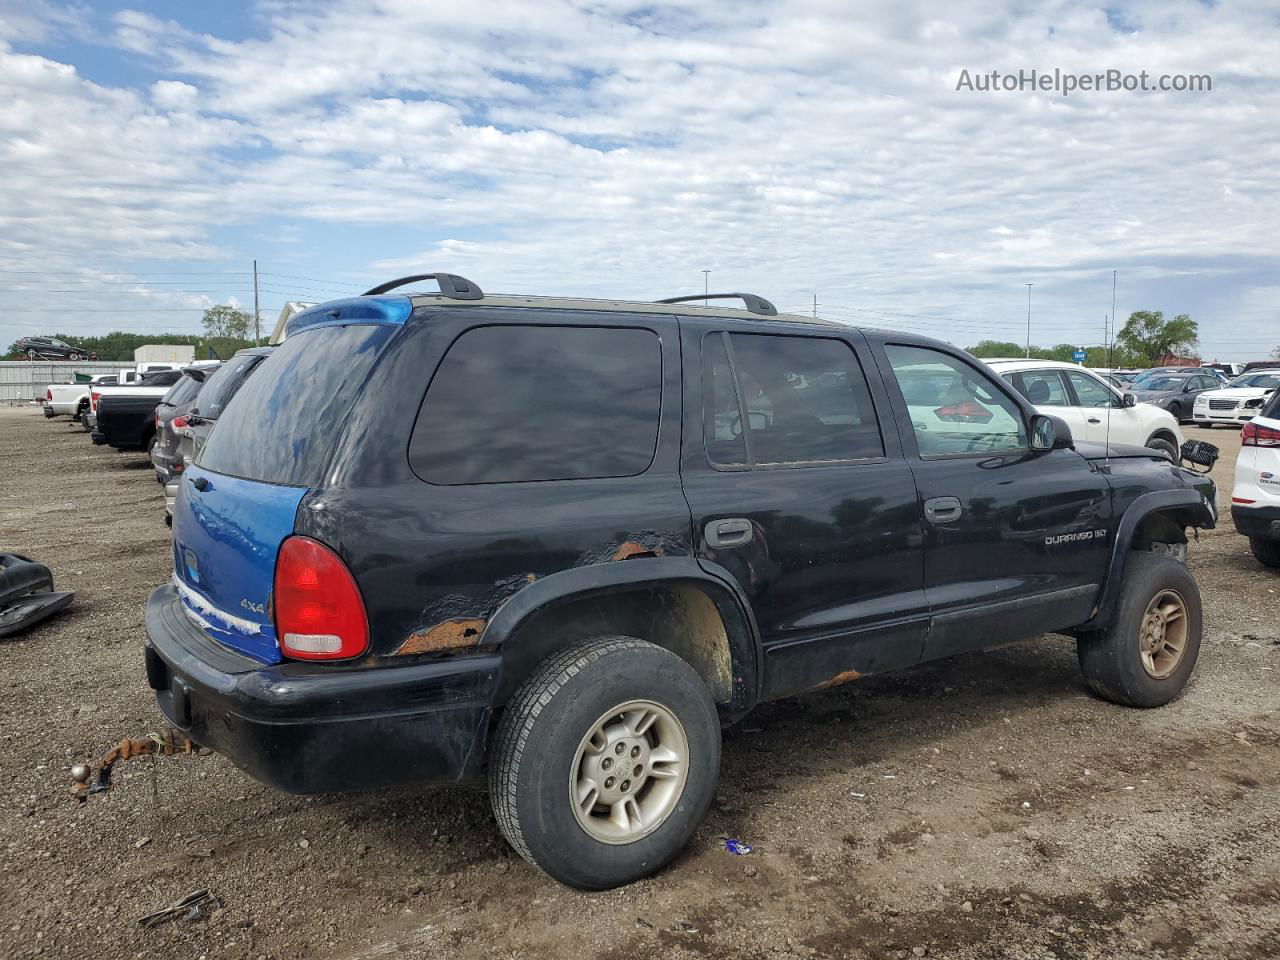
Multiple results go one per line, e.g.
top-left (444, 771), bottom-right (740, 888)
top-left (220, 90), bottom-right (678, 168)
top-left (68, 352), bottom-right (82, 361)
top-left (1077, 552), bottom-right (1201, 707)
top-left (25, 348), bottom-right (37, 360)
top-left (490, 636), bottom-right (720, 889)
top-left (1249, 536), bottom-right (1280, 568)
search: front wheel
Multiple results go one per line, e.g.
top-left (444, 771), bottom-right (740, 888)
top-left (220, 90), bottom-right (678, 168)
top-left (1250, 536), bottom-right (1280, 568)
top-left (490, 637), bottom-right (720, 889)
top-left (1146, 437), bottom-right (1178, 461)
top-left (68, 352), bottom-right (82, 361)
top-left (1167, 402), bottom-right (1184, 422)
top-left (1077, 552), bottom-right (1201, 707)
top-left (25, 348), bottom-right (37, 360)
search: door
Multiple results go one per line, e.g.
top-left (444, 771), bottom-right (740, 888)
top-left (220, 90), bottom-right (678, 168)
top-left (1063, 368), bottom-right (1129, 444)
top-left (877, 341), bottom-right (1113, 660)
top-left (679, 321), bottom-right (928, 700)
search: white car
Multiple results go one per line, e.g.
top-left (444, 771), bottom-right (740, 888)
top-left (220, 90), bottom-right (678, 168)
top-left (983, 359), bottom-right (1184, 459)
top-left (1231, 389), bottom-right (1280, 568)
top-left (1192, 368), bottom-right (1280, 429)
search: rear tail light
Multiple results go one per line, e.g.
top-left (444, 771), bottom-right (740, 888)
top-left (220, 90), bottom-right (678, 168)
top-left (1242, 421), bottom-right (1280, 447)
top-left (273, 536), bottom-right (368, 660)
top-left (934, 401), bottom-right (993, 423)
top-left (45, 389), bottom-right (52, 401)
top-left (172, 415), bottom-right (189, 433)
top-left (90, 391), bottom-right (101, 411)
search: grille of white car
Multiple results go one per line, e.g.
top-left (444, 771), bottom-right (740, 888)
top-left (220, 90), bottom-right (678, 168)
top-left (1208, 398), bottom-right (1238, 410)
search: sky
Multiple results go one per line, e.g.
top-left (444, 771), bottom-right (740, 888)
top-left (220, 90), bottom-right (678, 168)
top-left (0, 0), bottom-right (1277, 359)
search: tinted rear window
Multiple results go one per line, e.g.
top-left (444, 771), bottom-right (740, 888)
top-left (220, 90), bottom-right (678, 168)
top-left (410, 325), bottom-right (661, 484)
top-left (197, 325), bottom-right (393, 487)
top-left (161, 374), bottom-right (203, 407)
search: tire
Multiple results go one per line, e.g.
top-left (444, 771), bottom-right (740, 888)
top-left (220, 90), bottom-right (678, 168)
top-left (26, 348), bottom-right (37, 360)
top-left (490, 636), bottom-right (720, 889)
top-left (68, 352), bottom-right (82, 361)
top-left (1146, 437), bottom-right (1178, 461)
top-left (1249, 536), bottom-right (1280, 568)
top-left (1196, 422), bottom-right (1214, 429)
top-left (1167, 402), bottom-right (1184, 422)
top-left (1076, 552), bottom-right (1202, 708)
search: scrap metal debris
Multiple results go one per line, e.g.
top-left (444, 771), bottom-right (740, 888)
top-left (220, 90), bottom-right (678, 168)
top-left (138, 889), bottom-right (220, 928)
top-left (70, 728), bottom-right (197, 802)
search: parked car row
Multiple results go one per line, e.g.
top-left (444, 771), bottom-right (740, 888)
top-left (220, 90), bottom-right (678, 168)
top-left (36, 276), bottom-right (1274, 892)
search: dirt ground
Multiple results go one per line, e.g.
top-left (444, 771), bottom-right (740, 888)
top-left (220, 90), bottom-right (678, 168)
top-left (0, 405), bottom-right (1276, 960)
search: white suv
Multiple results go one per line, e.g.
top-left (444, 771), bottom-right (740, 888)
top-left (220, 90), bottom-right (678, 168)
top-left (984, 359), bottom-right (1183, 459)
top-left (1232, 389), bottom-right (1280, 568)
top-left (1192, 368), bottom-right (1280, 429)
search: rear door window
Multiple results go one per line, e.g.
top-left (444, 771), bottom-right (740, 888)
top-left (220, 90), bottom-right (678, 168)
top-left (703, 333), bottom-right (883, 467)
top-left (1010, 370), bottom-right (1069, 406)
top-left (410, 325), bottom-right (662, 485)
top-left (198, 325), bottom-right (394, 487)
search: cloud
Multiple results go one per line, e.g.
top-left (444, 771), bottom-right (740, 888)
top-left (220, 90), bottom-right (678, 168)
top-left (0, 1), bottom-right (1277, 356)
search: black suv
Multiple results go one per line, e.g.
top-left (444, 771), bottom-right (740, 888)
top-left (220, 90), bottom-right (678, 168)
top-left (144, 275), bottom-right (1217, 890)
top-left (14, 335), bottom-right (97, 361)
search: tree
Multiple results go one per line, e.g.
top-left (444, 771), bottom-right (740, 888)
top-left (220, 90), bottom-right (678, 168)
top-left (1114, 310), bottom-right (1199, 366)
top-left (1271, 344), bottom-right (1280, 360)
top-left (201, 304), bottom-right (253, 341)
top-left (967, 340), bottom-right (1025, 358)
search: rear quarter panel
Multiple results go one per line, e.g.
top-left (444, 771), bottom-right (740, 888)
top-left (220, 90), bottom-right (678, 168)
top-left (295, 307), bottom-right (693, 660)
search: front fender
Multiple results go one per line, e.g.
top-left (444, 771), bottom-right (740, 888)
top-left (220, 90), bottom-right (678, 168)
top-left (482, 556), bottom-right (762, 717)
top-left (1079, 488), bottom-right (1215, 631)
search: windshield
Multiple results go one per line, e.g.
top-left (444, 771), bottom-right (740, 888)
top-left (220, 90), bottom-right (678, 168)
top-left (1228, 372), bottom-right (1280, 389)
top-left (1133, 375), bottom-right (1187, 391)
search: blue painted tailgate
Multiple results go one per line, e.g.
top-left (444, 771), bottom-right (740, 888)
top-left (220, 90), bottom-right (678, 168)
top-left (171, 463), bottom-right (307, 664)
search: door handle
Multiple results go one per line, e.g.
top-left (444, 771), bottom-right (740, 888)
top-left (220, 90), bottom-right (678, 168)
top-left (705, 518), bottom-right (753, 549)
top-left (1088, 417), bottom-right (1102, 424)
top-left (923, 496), bottom-right (962, 524)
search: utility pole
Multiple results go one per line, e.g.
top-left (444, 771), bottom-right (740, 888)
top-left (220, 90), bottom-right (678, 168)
top-left (1024, 283), bottom-right (1034, 358)
top-left (702, 270), bottom-right (710, 305)
top-left (253, 259), bottom-right (261, 344)
top-left (813, 293), bottom-right (818, 319)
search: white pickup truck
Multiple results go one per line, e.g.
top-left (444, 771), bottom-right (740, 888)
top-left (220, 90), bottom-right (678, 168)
top-left (41, 363), bottom-right (178, 421)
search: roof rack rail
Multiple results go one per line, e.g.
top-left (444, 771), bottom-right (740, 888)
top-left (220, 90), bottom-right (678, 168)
top-left (656, 292), bottom-right (778, 316)
top-left (362, 273), bottom-right (483, 299)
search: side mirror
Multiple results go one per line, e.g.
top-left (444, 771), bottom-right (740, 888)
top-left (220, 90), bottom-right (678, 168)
top-left (1183, 383), bottom-right (1196, 393)
top-left (1123, 392), bottom-right (1137, 407)
top-left (1030, 414), bottom-right (1073, 452)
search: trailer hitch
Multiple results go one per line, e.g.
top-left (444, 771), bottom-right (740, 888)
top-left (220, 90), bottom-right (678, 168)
top-left (71, 728), bottom-right (197, 802)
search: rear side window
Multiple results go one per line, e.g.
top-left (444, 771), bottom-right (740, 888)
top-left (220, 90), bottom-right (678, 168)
top-left (410, 325), bottom-right (661, 484)
top-left (704, 333), bottom-right (884, 467)
top-left (198, 325), bottom-right (394, 487)
top-left (193, 354), bottom-right (263, 420)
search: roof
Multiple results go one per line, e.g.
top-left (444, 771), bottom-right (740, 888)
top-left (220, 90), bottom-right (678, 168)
top-left (982, 358), bottom-right (1099, 371)
top-left (405, 292), bottom-right (838, 327)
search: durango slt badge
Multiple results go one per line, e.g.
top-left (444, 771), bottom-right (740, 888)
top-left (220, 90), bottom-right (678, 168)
top-left (1045, 529), bottom-right (1108, 545)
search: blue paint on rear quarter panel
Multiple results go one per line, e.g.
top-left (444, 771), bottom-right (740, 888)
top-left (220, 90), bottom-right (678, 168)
top-left (171, 464), bottom-right (307, 664)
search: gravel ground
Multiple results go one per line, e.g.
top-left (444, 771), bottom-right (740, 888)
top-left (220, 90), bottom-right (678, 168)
top-left (1, 406), bottom-right (1277, 960)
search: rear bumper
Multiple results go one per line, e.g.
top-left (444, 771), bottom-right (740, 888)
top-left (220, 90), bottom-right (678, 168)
top-left (1232, 504), bottom-right (1280, 540)
top-left (144, 584), bottom-right (498, 794)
